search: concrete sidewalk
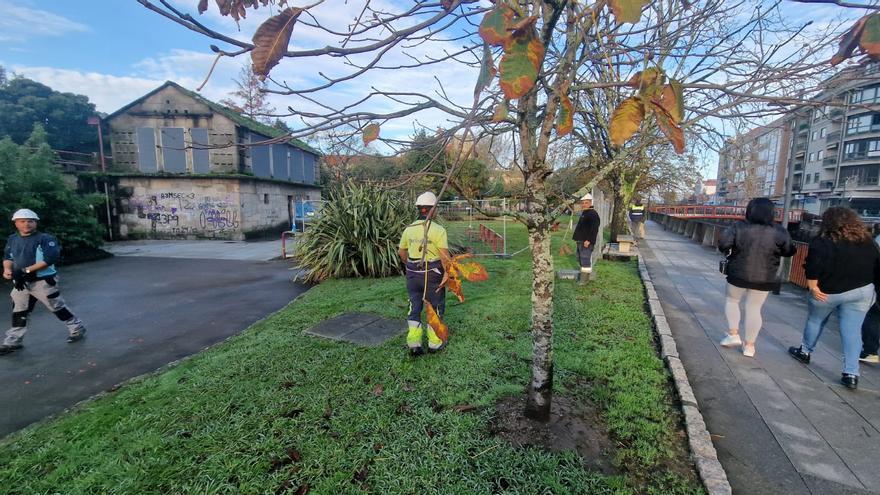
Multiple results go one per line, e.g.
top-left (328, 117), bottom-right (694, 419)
top-left (104, 239), bottom-right (285, 261)
top-left (640, 220), bottom-right (880, 494)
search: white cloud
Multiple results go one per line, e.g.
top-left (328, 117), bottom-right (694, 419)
top-left (0, 1), bottom-right (89, 42)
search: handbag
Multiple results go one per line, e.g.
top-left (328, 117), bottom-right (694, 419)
top-left (719, 250), bottom-right (732, 275)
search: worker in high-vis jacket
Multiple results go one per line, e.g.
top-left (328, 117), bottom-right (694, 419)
top-left (398, 192), bottom-right (451, 356)
top-left (1, 209), bottom-right (87, 355)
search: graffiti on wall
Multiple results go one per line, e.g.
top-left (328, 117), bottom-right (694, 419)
top-left (128, 192), bottom-right (240, 239)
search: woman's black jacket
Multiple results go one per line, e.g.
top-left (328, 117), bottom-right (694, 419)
top-left (718, 221), bottom-right (797, 291)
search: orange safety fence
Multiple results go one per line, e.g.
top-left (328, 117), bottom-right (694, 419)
top-left (478, 224), bottom-right (503, 253)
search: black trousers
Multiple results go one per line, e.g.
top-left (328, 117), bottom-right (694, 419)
top-left (405, 260), bottom-right (445, 323)
top-left (862, 303), bottom-right (880, 355)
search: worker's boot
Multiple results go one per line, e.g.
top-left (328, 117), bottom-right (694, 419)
top-left (578, 267), bottom-right (592, 285)
top-left (426, 326), bottom-right (446, 353)
top-left (406, 321), bottom-right (424, 356)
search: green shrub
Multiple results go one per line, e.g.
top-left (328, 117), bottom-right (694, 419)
top-left (0, 125), bottom-right (104, 255)
top-left (294, 181), bottom-right (413, 282)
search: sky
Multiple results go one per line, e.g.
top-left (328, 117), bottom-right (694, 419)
top-left (0, 0), bottom-right (861, 180)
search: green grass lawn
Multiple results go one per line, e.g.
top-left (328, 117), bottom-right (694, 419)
top-left (0, 222), bottom-right (703, 494)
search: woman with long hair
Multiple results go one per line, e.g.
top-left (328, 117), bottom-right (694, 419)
top-left (789, 207), bottom-right (880, 389)
top-left (718, 198), bottom-right (796, 357)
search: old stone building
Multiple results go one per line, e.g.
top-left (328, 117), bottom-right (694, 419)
top-left (104, 81), bottom-right (321, 240)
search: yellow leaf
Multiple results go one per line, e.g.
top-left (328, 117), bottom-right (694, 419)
top-left (609, 0), bottom-right (649, 25)
top-left (492, 101), bottom-right (509, 122)
top-left (556, 92), bottom-right (574, 136)
top-left (609, 97), bottom-right (645, 146)
top-left (654, 106), bottom-right (686, 154)
top-left (362, 123), bottom-right (380, 146)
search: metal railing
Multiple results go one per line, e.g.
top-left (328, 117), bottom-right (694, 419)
top-left (649, 204), bottom-right (805, 223)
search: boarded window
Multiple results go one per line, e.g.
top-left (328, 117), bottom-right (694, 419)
top-left (136, 127), bottom-right (158, 172)
top-left (161, 128), bottom-right (187, 173)
top-left (252, 146), bottom-right (271, 177)
top-left (303, 152), bottom-right (316, 184)
top-left (290, 148), bottom-right (304, 182)
top-left (190, 128), bottom-right (210, 174)
top-left (272, 144), bottom-right (289, 180)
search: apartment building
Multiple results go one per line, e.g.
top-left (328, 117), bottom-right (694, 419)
top-left (717, 62), bottom-right (880, 218)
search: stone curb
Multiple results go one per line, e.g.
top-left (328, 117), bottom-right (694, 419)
top-left (637, 256), bottom-right (732, 495)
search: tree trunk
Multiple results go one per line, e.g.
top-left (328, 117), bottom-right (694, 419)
top-left (524, 223), bottom-right (554, 421)
top-left (610, 190), bottom-right (628, 243)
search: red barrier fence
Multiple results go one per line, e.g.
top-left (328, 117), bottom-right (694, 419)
top-left (788, 241), bottom-right (809, 288)
top-left (650, 205), bottom-right (804, 223)
top-left (478, 224), bottom-right (503, 253)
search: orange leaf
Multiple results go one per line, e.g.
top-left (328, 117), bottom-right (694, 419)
top-left (447, 277), bottom-right (464, 303)
top-left (362, 123), bottom-right (380, 146)
top-left (425, 302), bottom-right (448, 343)
top-left (498, 17), bottom-right (545, 100)
top-left (654, 106), bottom-right (685, 154)
top-left (556, 92), bottom-right (574, 136)
top-left (456, 262), bottom-right (488, 282)
top-left (656, 79), bottom-right (684, 123)
top-left (833, 14), bottom-right (870, 65)
top-left (609, 97), bottom-right (645, 146)
top-left (251, 7), bottom-right (302, 79)
top-left (859, 14), bottom-right (880, 61)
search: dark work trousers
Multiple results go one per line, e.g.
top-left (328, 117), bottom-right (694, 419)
top-left (405, 260), bottom-right (445, 323)
top-left (862, 303), bottom-right (880, 355)
top-left (576, 244), bottom-right (594, 269)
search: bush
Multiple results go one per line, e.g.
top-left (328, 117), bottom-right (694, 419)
top-left (0, 125), bottom-right (104, 256)
top-left (294, 181), bottom-right (413, 282)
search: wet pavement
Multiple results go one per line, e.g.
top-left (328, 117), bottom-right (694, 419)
top-left (0, 256), bottom-right (307, 437)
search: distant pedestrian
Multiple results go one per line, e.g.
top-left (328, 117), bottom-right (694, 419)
top-left (399, 192), bottom-right (451, 356)
top-left (629, 199), bottom-right (646, 239)
top-left (718, 198), bottom-right (796, 357)
top-left (789, 207), bottom-right (880, 390)
top-left (858, 223), bottom-right (880, 364)
top-left (1, 209), bottom-right (87, 355)
top-left (572, 193), bottom-right (600, 283)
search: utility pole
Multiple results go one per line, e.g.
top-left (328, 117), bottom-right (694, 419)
top-left (88, 116), bottom-right (113, 241)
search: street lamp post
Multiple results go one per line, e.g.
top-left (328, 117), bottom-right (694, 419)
top-left (87, 116), bottom-right (113, 241)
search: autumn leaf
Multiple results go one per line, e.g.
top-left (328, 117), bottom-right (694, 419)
top-left (656, 79), bottom-right (684, 123)
top-left (860, 14), bottom-right (880, 61)
top-left (479, 5), bottom-right (515, 46)
top-left (626, 68), bottom-right (663, 90)
top-left (474, 43), bottom-right (497, 99)
top-left (373, 384), bottom-right (384, 396)
top-left (447, 276), bottom-right (464, 302)
top-left (441, 0), bottom-right (455, 11)
top-left (492, 101), bottom-right (509, 122)
top-left (556, 92), bottom-right (574, 136)
top-left (499, 18), bottom-right (545, 99)
top-left (425, 301), bottom-right (448, 343)
top-left (609, 0), bottom-right (650, 25)
top-left (455, 261), bottom-right (489, 282)
top-left (833, 15), bottom-right (870, 65)
top-left (654, 109), bottom-right (686, 154)
top-left (198, 0), bottom-right (209, 14)
top-left (559, 244), bottom-right (573, 256)
top-left (251, 7), bottom-right (302, 79)
top-left (362, 123), bottom-right (380, 146)
top-left (609, 97), bottom-right (645, 146)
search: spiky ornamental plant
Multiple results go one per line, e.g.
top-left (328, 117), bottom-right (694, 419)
top-left (294, 181), bottom-right (413, 283)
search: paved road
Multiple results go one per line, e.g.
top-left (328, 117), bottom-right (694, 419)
top-left (104, 238), bottom-right (286, 261)
top-left (641, 220), bottom-right (880, 494)
top-left (0, 256), bottom-right (307, 437)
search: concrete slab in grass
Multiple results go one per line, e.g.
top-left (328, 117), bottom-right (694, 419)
top-left (305, 312), bottom-right (404, 346)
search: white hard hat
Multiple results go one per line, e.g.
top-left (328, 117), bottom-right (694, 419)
top-left (11, 209), bottom-right (39, 221)
top-left (415, 191), bottom-right (438, 206)
top-left (580, 193), bottom-right (593, 201)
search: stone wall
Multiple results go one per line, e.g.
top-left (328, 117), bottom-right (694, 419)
top-left (115, 176), bottom-right (320, 240)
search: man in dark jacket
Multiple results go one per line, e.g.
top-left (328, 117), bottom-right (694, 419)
top-left (1, 209), bottom-right (87, 355)
top-left (573, 193), bottom-right (600, 283)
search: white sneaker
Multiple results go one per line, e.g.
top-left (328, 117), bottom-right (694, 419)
top-left (859, 353), bottom-right (880, 364)
top-left (742, 343), bottom-right (755, 358)
top-left (720, 333), bottom-right (742, 348)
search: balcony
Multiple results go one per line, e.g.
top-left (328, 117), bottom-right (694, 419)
top-left (798, 122), bottom-right (810, 131)
top-left (841, 177), bottom-right (880, 187)
top-left (823, 156), bottom-right (838, 167)
top-left (820, 180), bottom-right (835, 189)
top-left (793, 162), bottom-right (804, 171)
top-left (827, 130), bottom-right (841, 142)
top-left (830, 108), bottom-right (845, 120)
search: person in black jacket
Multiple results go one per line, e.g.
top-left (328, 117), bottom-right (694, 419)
top-left (572, 193), bottom-right (600, 283)
top-left (718, 198), bottom-right (796, 357)
top-left (789, 207), bottom-right (880, 390)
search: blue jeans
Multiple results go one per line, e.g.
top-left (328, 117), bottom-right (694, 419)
top-left (801, 284), bottom-right (874, 375)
